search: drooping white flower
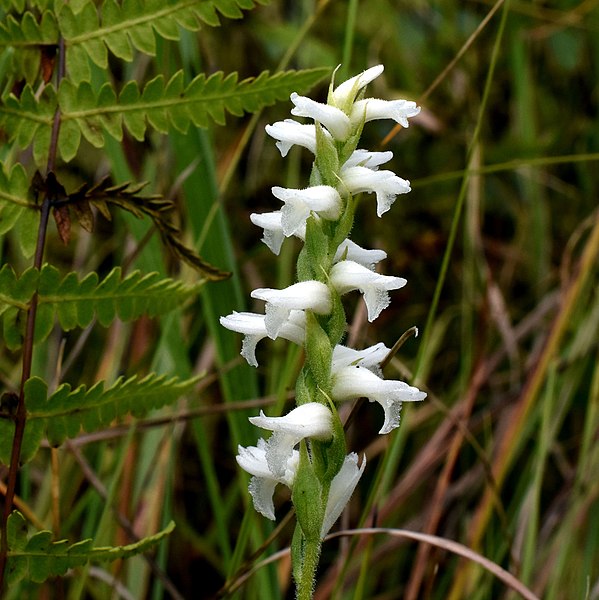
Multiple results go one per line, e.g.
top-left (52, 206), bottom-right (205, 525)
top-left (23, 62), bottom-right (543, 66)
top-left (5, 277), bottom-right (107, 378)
top-left (331, 64), bottom-right (385, 110)
top-left (332, 365), bottom-right (426, 434)
top-left (350, 98), bottom-right (420, 129)
top-left (340, 164), bottom-right (411, 217)
top-left (265, 119), bottom-right (329, 157)
top-left (343, 149), bottom-right (394, 170)
top-left (290, 92), bottom-right (351, 140)
top-left (250, 211), bottom-right (306, 255)
top-left (272, 185), bottom-right (342, 236)
top-left (219, 310), bottom-right (306, 367)
top-left (321, 452), bottom-right (366, 538)
top-left (332, 342), bottom-right (391, 377)
top-left (251, 281), bottom-right (332, 339)
top-left (236, 438), bottom-right (299, 520)
top-left (330, 260), bottom-right (406, 322)
top-left (250, 402), bottom-right (334, 477)
top-left (333, 239), bottom-right (387, 270)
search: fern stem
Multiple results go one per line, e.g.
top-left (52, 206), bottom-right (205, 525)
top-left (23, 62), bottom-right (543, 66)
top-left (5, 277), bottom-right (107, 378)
top-left (0, 38), bottom-right (65, 593)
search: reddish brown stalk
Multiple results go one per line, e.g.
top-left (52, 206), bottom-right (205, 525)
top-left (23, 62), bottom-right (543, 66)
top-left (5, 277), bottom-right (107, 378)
top-left (0, 38), bottom-right (65, 592)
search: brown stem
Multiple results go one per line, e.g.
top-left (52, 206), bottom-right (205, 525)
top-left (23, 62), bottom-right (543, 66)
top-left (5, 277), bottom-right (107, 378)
top-left (0, 38), bottom-right (65, 592)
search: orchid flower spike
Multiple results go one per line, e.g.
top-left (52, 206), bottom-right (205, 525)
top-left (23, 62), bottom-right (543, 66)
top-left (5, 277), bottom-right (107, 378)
top-left (250, 402), bottom-right (334, 478)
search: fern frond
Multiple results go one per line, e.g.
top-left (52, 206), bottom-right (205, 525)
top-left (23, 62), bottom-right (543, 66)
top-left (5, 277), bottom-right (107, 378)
top-left (0, 162), bottom-right (39, 258)
top-left (0, 10), bottom-right (58, 49)
top-left (58, 0), bottom-right (268, 82)
top-left (6, 511), bottom-right (174, 585)
top-left (0, 68), bottom-right (329, 163)
top-left (0, 373), bottom-right (200, 464)
top-left (0, 264), bottom-right (205, 350)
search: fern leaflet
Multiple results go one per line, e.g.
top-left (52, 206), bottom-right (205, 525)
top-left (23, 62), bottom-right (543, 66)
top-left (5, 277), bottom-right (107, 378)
top-left (0, 373), bottom-right (201, 463)
top-left (6, 511), bottom-right (174, 585)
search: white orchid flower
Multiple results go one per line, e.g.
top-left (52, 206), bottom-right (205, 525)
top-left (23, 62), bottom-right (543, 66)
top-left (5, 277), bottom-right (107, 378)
top-left (265, 119), bottom-right (328, 157)
top-left (250, 211), bottom-right (306, 255)
top-left (330, 260), bottom-right (406, 322)
top-left (321, 452), bottom-right (366, 537)
top-left (332, 365), bottom-right (426, 434)
top-left (250, 402), bottom-right (334, 477)
top-left (271, 185), bottom-right (342, 237)
top-left (290, 92), bottom-right (351, 140)
top-left (251, 281), bottom-right (332, 339)
top-left (236, 438), bottom-right (300, 520)
top-left (331, 64), bottom-right (385, 109)
top-left (340, 164), bottom-right (411, 217)
top-left (332, 342), bottom-right (391, 377)
top-left (351, 98), bottom-right (420, 129)
top-left (343, 149), bottom-right (394, 170)
top-left (219, 310), bottom-right (306, 367)
top-left (333, 239), bottom-right (387, 270)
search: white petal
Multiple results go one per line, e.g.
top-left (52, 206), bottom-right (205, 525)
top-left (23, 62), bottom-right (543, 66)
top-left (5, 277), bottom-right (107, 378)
top-left (250, 211), bottom-right (306, 255)
top-left (333, 239), bottom-right (387, 270)
top-left (290, 92), bottom-right (351, 140)
top-left (332, 65), bottom-right (384, 108)
top-left (332, 365), bottom-right (426, 434)
top-left (332, 342), bottom-right (390, 376)
top-left (265, 119), bottom-right (324, 157)
top-left (220, 310), bottom-right (306, 367)
top-left (330, 261), bottom-right (406, 321)
top-left (343, 149), bottom-right (394, 170)
top-left (351, 98), bottom-right (420, 128)
top-left (251, 281), bottom-right (332, 338)
top-left (321, 453), bottom-right (366, 537)
top-left (272, 185), bottom-right (342, 236)
top-left (340, 165), bottom-right (411, 217)
top-left (250, 403), bottom-right (334, 477)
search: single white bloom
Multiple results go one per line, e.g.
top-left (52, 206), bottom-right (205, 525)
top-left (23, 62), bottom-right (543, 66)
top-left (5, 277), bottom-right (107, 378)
top-left (220, 310), bottom-right (306, 367)
top-left (332, 342), bottom-right (391, 377)
top-left (272, 185), bottom-right (342, 236)
top-left (250, 402), bottom-right (334, 477)
top-left (290, 92), bottom-right (351, 140)
top-left (330, 260), bottom-right (406, 322)
top-left (321, 452), bottom-right (366, 538)
top-left (351, 98), bottom-right (420, 129)
top-left (333, 239), bottom-right (387, 270)
top-left (332, 365), bottom-right (426, 434)
top-left (343, 149), bottom-right (394, 170)
top-left (332, 64), bottom-right (385, 109)
top-left (340, 165), bottom-right (411, 217)
top-left (265, 119), bottom-right (329, 157)
top-left (250, 211), bottom-right (306, 255)
top-left (236, 438), bottom-right (299, 520)
top-left (251, 281), bottom-right (332, 339)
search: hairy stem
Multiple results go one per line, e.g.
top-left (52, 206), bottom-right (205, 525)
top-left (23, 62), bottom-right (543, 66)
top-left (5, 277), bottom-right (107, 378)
top-left (0, 38), bottom-right (65, 592)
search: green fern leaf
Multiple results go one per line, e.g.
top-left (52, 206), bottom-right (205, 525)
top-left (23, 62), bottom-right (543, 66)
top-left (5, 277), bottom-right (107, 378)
top-left (0, 10), bottom-right (59, 49)
top-left (58, 0), bottom-right (268, 82)
top-left (0, 162), bottom-right (40, 257)
top-left (0, 373), bottom-right (200, 464)
top-left (6, 511), bottom-right (174, 585)
top-left (0, 68), bottom-right (329, 163)
top-left (0, 264), bottom-right (205, 350)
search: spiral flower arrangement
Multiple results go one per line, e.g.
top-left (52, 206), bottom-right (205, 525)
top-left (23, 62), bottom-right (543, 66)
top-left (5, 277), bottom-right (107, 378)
top-left (221, 65), bottom-right (426, 598)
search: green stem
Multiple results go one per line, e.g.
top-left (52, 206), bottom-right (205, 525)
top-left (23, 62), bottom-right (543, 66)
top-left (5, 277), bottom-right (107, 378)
top-left (297, 539), bottom-right (321, 600)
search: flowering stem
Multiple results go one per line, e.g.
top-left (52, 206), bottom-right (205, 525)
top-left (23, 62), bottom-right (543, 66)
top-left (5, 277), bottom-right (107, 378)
top-left (296, 539), bottom-right (321, 600)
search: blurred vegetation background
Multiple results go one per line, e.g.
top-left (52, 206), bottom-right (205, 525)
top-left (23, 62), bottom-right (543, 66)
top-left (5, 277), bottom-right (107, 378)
top-left (3, 0), bottom-right (599, 598)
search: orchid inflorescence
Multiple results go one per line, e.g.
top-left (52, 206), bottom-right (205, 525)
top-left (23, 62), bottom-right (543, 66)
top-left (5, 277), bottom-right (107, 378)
top-left (221, 64), bottom-right (426, 597)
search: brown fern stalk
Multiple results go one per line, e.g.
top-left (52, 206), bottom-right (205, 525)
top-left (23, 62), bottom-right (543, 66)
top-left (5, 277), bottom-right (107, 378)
top-left (0, 38), bottom-right (65, 593)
